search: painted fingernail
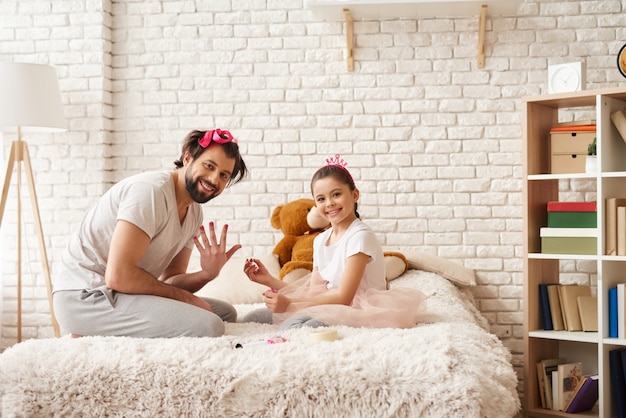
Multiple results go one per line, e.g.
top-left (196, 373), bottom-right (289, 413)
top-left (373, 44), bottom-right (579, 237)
top-left (209, 221), bottom-right (214, 227)
top-left (200, 225), bottom-right (205, 230)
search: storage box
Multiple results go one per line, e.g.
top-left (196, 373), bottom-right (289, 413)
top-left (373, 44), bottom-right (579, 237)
top-left (540, 227), bottom-right (597, 255)
top-left (547, 201), bottom-right (597, 228)
top-left (550, 131), bottom-right (596, 174)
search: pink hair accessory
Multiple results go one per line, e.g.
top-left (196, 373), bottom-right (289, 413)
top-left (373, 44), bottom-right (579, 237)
top-left (199, 128), bottom-right (237, 148)
top-left (323, 153), bottom-right (354, 183)
top-left (326, 154), bottom-right (348, 169)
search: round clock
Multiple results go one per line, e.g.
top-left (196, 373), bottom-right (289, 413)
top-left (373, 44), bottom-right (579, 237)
top-left (549, 66), bottom-right (580, 93)
top-left (618, 43), bottom-right (626, 78)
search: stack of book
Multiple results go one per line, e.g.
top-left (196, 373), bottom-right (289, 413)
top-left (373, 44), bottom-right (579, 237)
top-left (539, 284), bottom-right (597, 332)
top-left (541, 201), bottom-right (597, 255)
top-left (536, 358), bottom-right (598, 412)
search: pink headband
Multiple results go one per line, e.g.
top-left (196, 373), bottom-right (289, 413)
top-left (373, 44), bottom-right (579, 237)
top-left (199, 129), bottom-right (237, 148)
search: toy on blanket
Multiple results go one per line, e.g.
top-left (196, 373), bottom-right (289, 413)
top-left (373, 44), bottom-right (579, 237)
top-left (271, 198), bottom-right (409, 283)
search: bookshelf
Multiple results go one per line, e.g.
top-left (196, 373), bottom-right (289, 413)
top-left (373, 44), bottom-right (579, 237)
top-left (523, 87), bottom-right (626, 418)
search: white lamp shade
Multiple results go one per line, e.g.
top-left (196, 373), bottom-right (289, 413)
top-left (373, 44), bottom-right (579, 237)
top-left (0, 62), bottom-right (67, 132)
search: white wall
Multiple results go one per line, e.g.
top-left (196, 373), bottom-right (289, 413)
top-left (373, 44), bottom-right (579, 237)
top-left (1, 0), bottom-right (625, 399)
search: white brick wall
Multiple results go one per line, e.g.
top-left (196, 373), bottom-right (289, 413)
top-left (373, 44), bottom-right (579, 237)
top-left (1, 0), bottom-right (625, 404)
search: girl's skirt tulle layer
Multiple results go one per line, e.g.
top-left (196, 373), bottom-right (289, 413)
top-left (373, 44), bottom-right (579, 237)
top-left (274, 273), bottom-right (427, 328)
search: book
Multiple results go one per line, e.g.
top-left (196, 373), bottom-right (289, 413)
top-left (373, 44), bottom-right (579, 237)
top-left (556, 362), bottom-right (583, 411)
top-left (552, 370), bottom-right (559, 410)
top-left (539, 284), bottom-right (553, 330)
top-left (605, 197), bottom-right (626, 255)
top-left (557, 285), bottom-right (569, 330)
top-left (577, 295), bottom-right (597, 332)
top-left (536, 362), bottom-right (548, 408)
top-left (622, 350), bottom-right (626, 415)
top-left (538, 358), bottom-right (566, 410)
top-left (564, 374), bottom-right (599, 413)
top-left (547, 201), bottom-right (597, 212)
top-left (616, 283), bottom-right (626, 338)
top-left (609, 348), bottom-right (626, 418)
top-left (619, 207), bottom-right (626, 256)
top-left (610, 287), bottom-right (618, 338)
top-left (548, 285), bottom-right (565, 331)
top-left (560, 285), bottom-right (592, 331)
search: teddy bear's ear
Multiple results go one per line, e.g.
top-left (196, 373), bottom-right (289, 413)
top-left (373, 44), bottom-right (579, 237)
top-left (270, 205), bottom-right (283, 229)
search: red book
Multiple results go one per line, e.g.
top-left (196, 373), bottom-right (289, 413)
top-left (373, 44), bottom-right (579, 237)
top-left (547, 201), bottom-right (597, 212)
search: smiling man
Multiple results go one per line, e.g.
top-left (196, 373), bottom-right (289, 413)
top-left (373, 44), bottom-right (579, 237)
top-left (52, 129), bottom-right (248, 338)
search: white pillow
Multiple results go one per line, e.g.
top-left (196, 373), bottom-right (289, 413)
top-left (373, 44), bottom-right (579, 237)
top-left (402, 251), bottom-right (477, 287)
top-left (195, 254), bottom-right (281, 304)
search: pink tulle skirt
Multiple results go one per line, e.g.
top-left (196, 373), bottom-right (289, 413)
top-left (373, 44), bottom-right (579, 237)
top-left (273, 271), bottom-right (427, 329)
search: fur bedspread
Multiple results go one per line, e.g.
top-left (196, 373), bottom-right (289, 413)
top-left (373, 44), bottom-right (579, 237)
top-left (0, 270), bottom-right (520, 417)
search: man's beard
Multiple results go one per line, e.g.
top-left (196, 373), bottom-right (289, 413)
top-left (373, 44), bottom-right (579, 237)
top-left (185, 173), bottom-right (217, 204)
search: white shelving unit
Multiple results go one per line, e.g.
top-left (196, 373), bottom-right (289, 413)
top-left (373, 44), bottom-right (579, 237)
top-left (523, 87), bottom-right (626, 418)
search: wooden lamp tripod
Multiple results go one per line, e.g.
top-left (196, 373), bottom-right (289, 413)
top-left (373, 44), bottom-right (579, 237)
top-left (0, 62), bottom-right (67, 342)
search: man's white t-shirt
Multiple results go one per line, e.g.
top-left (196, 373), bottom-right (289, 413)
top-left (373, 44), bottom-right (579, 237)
top-left (313, 218), bottom-right (386, 291)
top-left (54, 171), bottom-right (203, 292)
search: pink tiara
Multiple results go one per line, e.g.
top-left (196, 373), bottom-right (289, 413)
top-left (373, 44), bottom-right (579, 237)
top-left (322, 153), bottom-right (354, 184)
top-left (326, 154), bottom-right (348, 169)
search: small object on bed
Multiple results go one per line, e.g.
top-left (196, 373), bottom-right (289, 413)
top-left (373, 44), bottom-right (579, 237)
top-left (234, 335), bottom-right (288, 349)
top-left (309, 328), bottom-right (339, 342)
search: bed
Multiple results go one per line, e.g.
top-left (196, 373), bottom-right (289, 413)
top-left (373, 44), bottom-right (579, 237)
top-left (0, 252), bottom-right (520, 417)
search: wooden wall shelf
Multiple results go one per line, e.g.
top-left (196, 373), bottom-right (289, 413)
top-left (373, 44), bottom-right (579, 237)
top-left (304, 0), bottom-right (522, 20)
top-left (305, 0), bottom-right (522, 71)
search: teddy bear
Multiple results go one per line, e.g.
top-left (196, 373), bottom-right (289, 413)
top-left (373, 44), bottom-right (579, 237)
top-left (271, 198), bottom-right (409, 284)
top-left (271, 198), bottom-right (328, 280)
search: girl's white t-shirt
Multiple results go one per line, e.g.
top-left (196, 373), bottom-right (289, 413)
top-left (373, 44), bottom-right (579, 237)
top-left (313, 218), bottom-right (386, 291)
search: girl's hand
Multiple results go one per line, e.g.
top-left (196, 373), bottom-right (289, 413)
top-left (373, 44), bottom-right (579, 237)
top-left (194, 222), bottom-right (241, 280)
top-left (243, 258), bottom-right (273, 286)
top-left (263, 289), bottom-right (290, 313)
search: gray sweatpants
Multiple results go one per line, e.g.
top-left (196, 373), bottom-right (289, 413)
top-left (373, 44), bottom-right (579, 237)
top-left (53, 286), bottom-right (236, 338)
top-left (243, 308), bottom-right (327, 331)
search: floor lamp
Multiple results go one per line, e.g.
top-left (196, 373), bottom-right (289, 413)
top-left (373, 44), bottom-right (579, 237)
top-left (0, 62), bottom-right (67, 342)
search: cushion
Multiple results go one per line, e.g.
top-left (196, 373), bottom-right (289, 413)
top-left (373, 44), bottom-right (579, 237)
top-left (195, 254), bottom-right (280, 304)
top-left (401, 251), bottom-right (477, 287)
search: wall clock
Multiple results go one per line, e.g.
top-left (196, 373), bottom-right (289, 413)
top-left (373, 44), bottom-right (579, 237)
top-left (548, 62), bottom-right (585, 94)
top-left (618, 43), bottom-right (626, 78)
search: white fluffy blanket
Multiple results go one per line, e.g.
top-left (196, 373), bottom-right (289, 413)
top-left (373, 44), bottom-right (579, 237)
top-left (0, 270), bottom-right (520, 417)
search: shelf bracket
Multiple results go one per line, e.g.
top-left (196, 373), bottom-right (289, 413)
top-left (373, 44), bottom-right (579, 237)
top-left (477, 4), bottom-right (487, 69)
top-left (344, 8), bottom-right (354, 72)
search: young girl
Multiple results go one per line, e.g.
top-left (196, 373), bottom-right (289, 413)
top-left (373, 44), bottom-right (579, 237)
top-left (243, 154), bottom-right (426, 330)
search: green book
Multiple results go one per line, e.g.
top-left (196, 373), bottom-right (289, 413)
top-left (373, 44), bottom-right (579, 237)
top-left (547, 211), bottom-right (597, 228)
